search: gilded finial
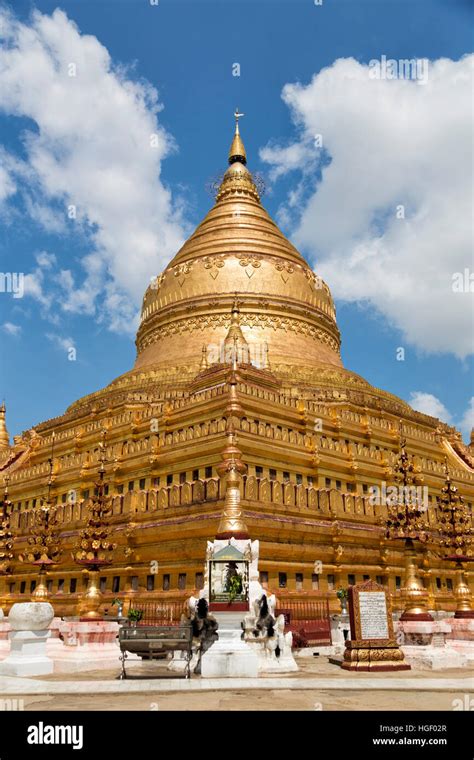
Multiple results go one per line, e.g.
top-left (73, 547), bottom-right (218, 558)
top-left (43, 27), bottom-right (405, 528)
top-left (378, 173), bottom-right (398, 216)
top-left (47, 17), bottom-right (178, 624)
top-left (215, 108), bottom-right (261, 203)
top-left (228, 108), bottom-right (247, 165)
top-left (234, 108), bottom-right (244, 129)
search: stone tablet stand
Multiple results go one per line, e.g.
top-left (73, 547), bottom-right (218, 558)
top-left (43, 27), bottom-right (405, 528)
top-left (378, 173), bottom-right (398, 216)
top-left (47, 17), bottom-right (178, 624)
top-left (340, 580), bottom-right (410, 671)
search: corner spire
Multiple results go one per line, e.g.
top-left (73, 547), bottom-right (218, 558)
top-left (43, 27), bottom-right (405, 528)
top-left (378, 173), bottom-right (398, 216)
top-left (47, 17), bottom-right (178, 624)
top-left (216, 422), bottom-right (248, 539)
top-left (214, 349), bottom-right (249, 539)
top-left (0, 402), bottom-right (10, 452)
top-left (228, 108), bottom-right (247, 165)
top-left (199, 345), bottom-right (209, 371)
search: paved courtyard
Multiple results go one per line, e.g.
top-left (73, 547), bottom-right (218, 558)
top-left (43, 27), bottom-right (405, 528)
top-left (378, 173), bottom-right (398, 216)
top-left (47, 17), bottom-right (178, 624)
top-left (10, 688), bottom-right (468, 712)
top-left (1, 657), bottom-right (472, 711)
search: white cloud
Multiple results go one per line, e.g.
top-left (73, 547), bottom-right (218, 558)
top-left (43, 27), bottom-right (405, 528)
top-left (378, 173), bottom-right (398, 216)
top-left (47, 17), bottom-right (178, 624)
top-left (0, 163), bottom-right (16, 203)
top-left (2, 322), bottom-right (21, 336)
top-left (25, 196), bottom-right (65, 234)
top-left (260, 55), bottom-right (473, 357)
top-left (36, 251), bottom-right (57, 269)
top-left (408, 391), bottom-right (452, 423)
top-left (260, 142), bottom-right (313, 182)
top-left (46, 333), bottom-right (76, 352)
top-left (22, 270), bottom-right (51, 309)
top-left (0, 8), bottom-right (188, 333)
top-left (408, 391), bottom-right (474, 443)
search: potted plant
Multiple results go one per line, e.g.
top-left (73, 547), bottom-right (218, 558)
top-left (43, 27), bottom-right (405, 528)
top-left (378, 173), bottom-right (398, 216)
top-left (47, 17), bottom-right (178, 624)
top-left (127, 608), bottom-right (143, 627)
top-left (336, 587), bottom-right (349, 615)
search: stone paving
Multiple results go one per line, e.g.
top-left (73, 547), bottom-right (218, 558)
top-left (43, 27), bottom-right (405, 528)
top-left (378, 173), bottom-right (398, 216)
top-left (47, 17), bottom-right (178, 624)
top-left (30, 655), bottom-right (473, 682)
top-left (10, 689), bottom-right (468, 712)
top-left (0, 656), bottom-right (472, 711)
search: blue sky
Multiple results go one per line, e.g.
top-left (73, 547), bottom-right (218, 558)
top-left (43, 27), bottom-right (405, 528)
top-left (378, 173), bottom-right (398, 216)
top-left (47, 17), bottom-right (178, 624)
top-left (0, 0), bottom-right (472, 441)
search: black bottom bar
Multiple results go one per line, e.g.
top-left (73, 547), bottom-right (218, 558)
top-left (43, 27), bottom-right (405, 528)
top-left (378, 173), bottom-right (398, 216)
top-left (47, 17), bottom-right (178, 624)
top-left (0, 710), bottom-right (470, 757)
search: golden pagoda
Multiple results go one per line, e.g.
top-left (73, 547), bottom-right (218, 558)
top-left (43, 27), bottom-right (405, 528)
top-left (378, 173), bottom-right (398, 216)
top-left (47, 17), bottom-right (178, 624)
top-left (0, 112), bottom-right (473, 617)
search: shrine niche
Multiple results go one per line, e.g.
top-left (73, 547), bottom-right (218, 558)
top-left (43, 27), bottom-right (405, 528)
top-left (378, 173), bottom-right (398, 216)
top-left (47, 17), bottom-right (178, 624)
top-left (208, 543), bottom-right (249, 606)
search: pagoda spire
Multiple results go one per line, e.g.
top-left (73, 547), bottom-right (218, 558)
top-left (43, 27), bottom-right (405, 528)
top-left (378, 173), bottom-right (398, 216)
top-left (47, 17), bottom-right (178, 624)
top-left (0, 402), bottom-right (10, 451)
top-left (215, 110), bottom-right (260, 204)
top-left (228, 108), bottom-right (247, 165)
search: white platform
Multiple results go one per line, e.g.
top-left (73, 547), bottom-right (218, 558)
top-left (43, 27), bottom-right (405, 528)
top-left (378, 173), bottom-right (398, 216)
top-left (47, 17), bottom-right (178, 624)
top-left (401, 645), bottom-right (467, 670)
top-left (201, 612), bottom-right (259, 678)
top-left (0, 629), bottom-right (54, 677)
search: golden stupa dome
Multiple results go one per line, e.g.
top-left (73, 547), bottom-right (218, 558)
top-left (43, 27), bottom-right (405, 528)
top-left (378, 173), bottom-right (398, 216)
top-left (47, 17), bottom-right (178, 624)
top-left (66, 113), bottom-right (417, 416)
top-left (135, 113), bottom-right (342, 379)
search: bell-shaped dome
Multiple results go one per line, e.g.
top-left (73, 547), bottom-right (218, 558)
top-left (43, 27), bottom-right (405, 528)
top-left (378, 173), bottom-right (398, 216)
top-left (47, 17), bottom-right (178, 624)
top-left (135, 116), bottom-right (342, 379)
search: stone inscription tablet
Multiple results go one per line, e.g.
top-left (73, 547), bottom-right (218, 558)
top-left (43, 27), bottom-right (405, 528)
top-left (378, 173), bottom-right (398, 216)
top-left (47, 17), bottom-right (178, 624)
top-left (358, 591), bottom-right (389, 640)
